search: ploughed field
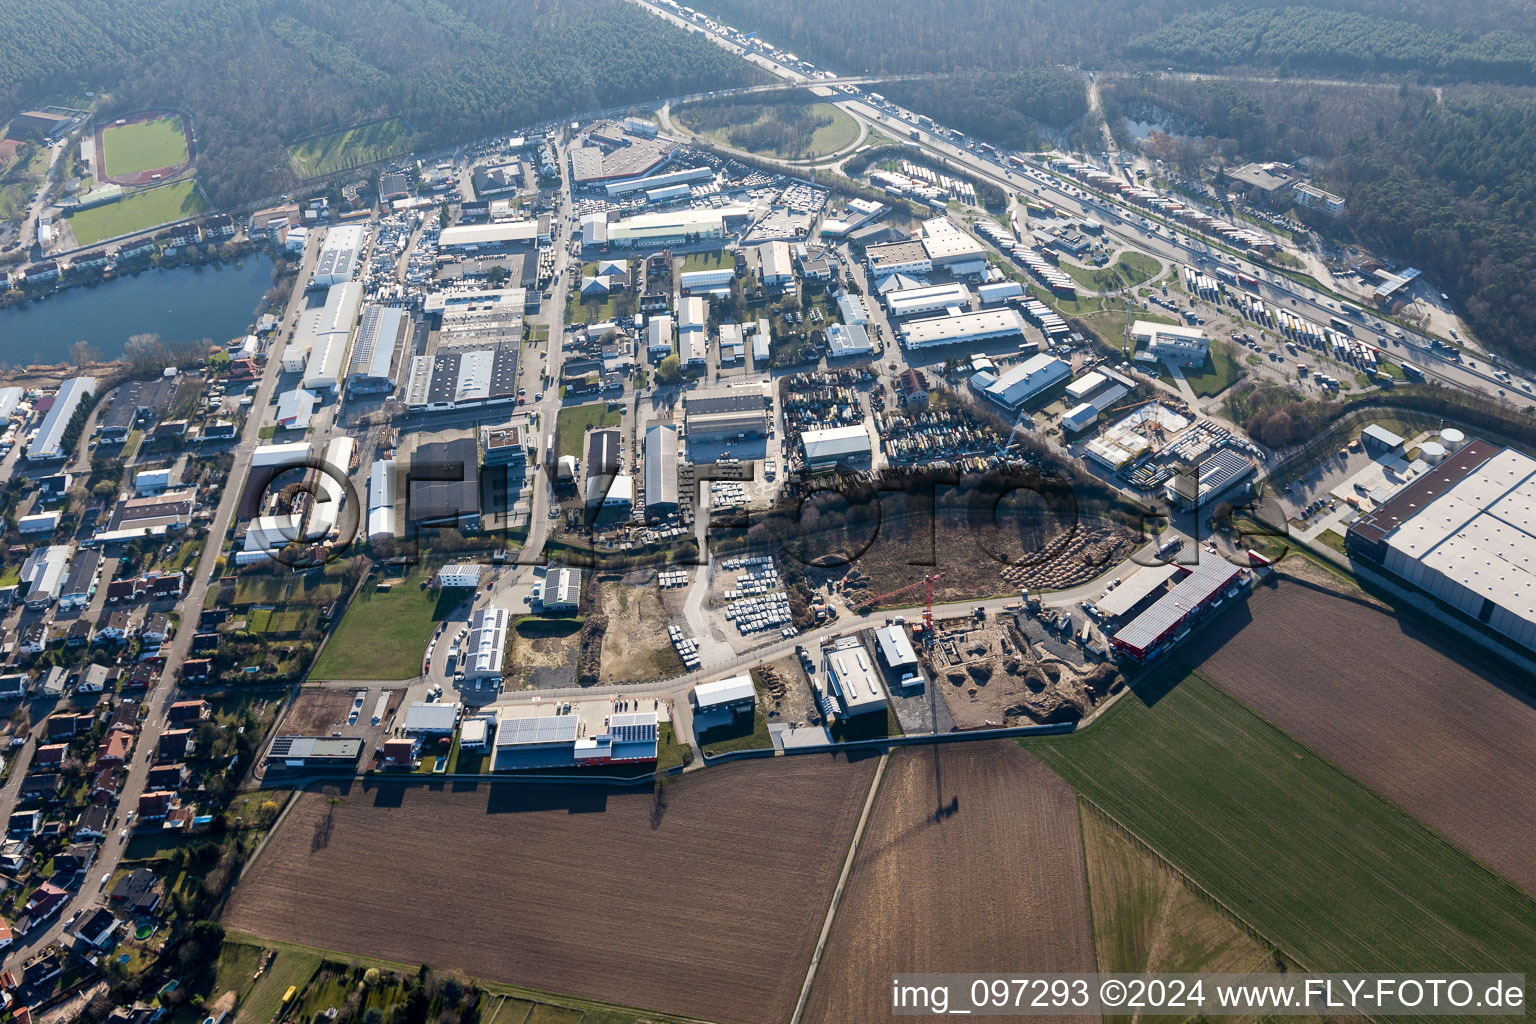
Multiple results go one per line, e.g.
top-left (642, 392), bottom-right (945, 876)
top-left (804, 742), bottom-right (1097, 1023)
top-left (224, 758), bottom-right (877, 1024)
top-left (1188, 575), bottom-right (1536, 896)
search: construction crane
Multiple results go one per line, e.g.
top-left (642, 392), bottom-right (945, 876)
top-left (855, 572), bottom-right (945, 645)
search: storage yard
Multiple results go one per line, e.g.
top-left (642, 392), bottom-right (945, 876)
top-left (223, 760), bottom-right (878, 1024)
top-left (1187, 573), bottom-right (1536, 896)
top-left (804, 742), bottom-right (1096, 1023)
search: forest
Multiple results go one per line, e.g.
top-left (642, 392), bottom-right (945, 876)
top-left (0, 0), bottom-right (758, 206)
top-left (1110, 75), bottom-right (1536, 365)
top-left (880, 69), bottom-right (1091, 151)
top-left (1127, 5), bottom-right (1536, 83)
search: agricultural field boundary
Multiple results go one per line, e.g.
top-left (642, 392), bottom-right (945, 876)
top-left (701, 720), bottom-right (1077, 764)
top-left (1077, 797), bottom-right (1298, 970)
top-left (791, 752), bottom-right (889, 1024)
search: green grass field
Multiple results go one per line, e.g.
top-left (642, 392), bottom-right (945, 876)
top-left (1028, 672), bottom-right (1536, 990)
top-left (556, 402), bottom-right (622, 458)
top-left (675, 100), bottom-right (860, 160)
top-left (102, 115), bottom-right (189, 177)
top-left (1060, 251), bottom-right (1162, 292)
top-left (66, 178), bottom-right (204, 245)
top-left (310, 572), bottom-right (449, 680)
top-left (289, 119), bottom-right (412, 178)
top-left (1169, 339), bottom-right (1245, 398)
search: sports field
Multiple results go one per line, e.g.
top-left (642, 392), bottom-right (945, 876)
top-left (1026, 672), bottom-right (1536, 990)
top-left (102, 114), bottom-right (189, 177)
top-left (66, 179), bottom-right (205, 245)
top-left (289, 119), bottom-right (412, 178)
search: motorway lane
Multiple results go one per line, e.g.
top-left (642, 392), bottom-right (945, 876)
top-left (0, 232), bottom-right (324, 966)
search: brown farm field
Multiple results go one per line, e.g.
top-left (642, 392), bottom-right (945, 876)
top-left (1185, 573), bottom-right (1536, 896)
top-left (224, 757), bottom-right (878, 1024)
top-left (804, 742), bottom-right (1096, 1023)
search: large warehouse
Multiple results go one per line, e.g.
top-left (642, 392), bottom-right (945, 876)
top-left (345, 304), bottom-right (408, 396)
top-left (684, 387), bottom-right (770, 443)
top-left (607, 209), bottom-right (725, 248)
top-left (438, 221), bottom-right (538, 253)
top-left (902, 309), bottom-right (1025, 350)
top-left (1110, 559), bottom-right (1246, 660)
top-left (313, 224), bottom-right (366, 287)
top-left (1165, 448), bottom-right (1255, 512)
top-left (802, 425), bottom-right (872, 471)
top-left (1348, 439), bottom-right (1536, 651)
top-left (884, 282), bottom-right (972, 319)
top-left (28, 376), bottom-right (97, 462)
top-left (822, 637), bottom-right (888, 717)
top-left (491, 708), bottom-right (658, 770)
top-left (973, 353), bottom-right (1069, 410)
top-left (644, 424), bottom-right (679, 520)
top-left (297, 281), bottom-right (364, 392)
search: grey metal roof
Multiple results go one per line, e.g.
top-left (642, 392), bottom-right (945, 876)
top-left (644, 424), bottom-right (678, 510)
top-left (1094, 563), bottom-right (1181, 618)
top-left (1112, 560), bottom-right (1243, 654)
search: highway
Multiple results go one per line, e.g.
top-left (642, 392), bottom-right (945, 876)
top-left (625, 0), bottom-right (1534, 404)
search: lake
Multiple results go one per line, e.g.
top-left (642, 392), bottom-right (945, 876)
top-left (0, 255), bottom-right (275, 365)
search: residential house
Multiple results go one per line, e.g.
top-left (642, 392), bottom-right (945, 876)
top-left (66, 619), bottom-right (92, 648)
top-left (32, 744), bottom-right (66, 771)
top-left (73, 907), bottom-right (119, 949)
top-left (106, 578), bottom-right (146, 603)
top-left (141, 613), bottom-right (172, 645)
top-left (149, 574), bottom-right (184, 601)
top-left (156, 729), bottom-right (192, 762)
top-left (96, 730), bottom-right (133, 769)
top-left (0, 673), bottom-right (26, 701)
top-left (124, 665), bottom-right (155, 691)
top-left (110, 700), bottom-right (141, 733)
top-left (0, 838), bottom-right (28, 872)
top-left (166, 700), bottom-right (208, 726)
top-left (44, 712), bottom-right (81, 739)
top-left (74, 804), bottom-right (109, 841)
top-left (24, 883), bottom-right (67, 923)
top-left (17, 622), bottom-right (48, 656)
top-left (7, 810), bottom-right (40, 837)
top-left (96, 610), bottom-right (132, 643)
top-left (109, 867), bottom-right (161, 915)
top-left (90, 769), bottom-right (119, 804)
top-left (137, 791), bottom-right (175, 822)
top-left (180, 659), bottom-right (211, 684)
top-left (17, 773), bottom-right (62, 805)
top-left (77, 664), bottom-right (111, 693)
top-left (145, 764), bottom-right (186, 790)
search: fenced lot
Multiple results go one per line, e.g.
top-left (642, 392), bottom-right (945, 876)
top-left (223, 758), bottom-right (878, 1024)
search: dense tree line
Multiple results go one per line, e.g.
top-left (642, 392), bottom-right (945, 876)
top-left (1110, 75), bottom-right (1536, 366)
top-left (0, 0), bottom-right (759, 206)
top-left (1127, 5), bottom-right (1536, 83)
top-left (880, 70), bottom-right (1089, 150)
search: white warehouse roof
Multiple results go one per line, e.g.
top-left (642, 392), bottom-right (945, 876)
top-left (29, 377), bottom-right (97, 462)
top-left (694, 674), bottom-right (756, 710)
top-left (902, 309), bottom-right (1025, 349)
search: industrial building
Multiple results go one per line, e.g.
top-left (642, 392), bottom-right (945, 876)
top-left (583, 427), bottom-right (628, 511)
top-left (758, 240), bottom-right (794, 287)
top-left (312, 224), bottom-right (366, 287)
top-left (438, 221), bottom-right (538, 253)
top-left (345, 304), bottom-right (408, 395)
top-left (607, 208), bottom-right (725, 248)
top-left (884, 282), bottom-right (972, 319)
top-left (491, 708), bottom-right (657, 770)
top-left (20, 546), bottom-right (70, 609)
top-left (826, 323), bottom-right (873, 359)
top-left (692, 675), bottom-right (756, 716)
top-left (541, 566), bottom-right (582, 612)
top-left (679, 267), bottom-right (734, 292)
top-left (481, 424), bottom-right (527, 468)
top-left (275, 388), bottom-right (317, 430)
top-left (263, 736), bottom-right (364, 772)
top-left (919, 217), bottom-right (987, 271)
top-left (1165, 448), bottom-right (1255, 512)
top-left (604, 165), bottom-right (712, 197)
top-left (647, 315), bottom-right (674, 359)
top-left (902, 309), bottom-right (1025, 350)
top-left (972, 353), bottom-right (1070, 410)
top-left (802, 425), bottom-right (872, 471)
top-left (684, 387), bottom-right (770, 443)
top-left (644, 424), bottom-right (680, 519)
top-left (437, 564), bottom-right (483, 589)
top-left (822, 637), bottom-right (888, 716)
top-left (1348, 439), bottom-right (1536, 652)
top-left (367, 458), bottom-right (396, 541)
top-left (1110, 560), bottom-right (1246, 660)
top-left (977, 280), bottom-right (1023, 304)
top-left (463, 606), bottom-right (509, 681)
top-left (874, 625), bottom-right (919, 672)
top-left (1132, 320), bottom-right (1209, 365)
top-left (28, 377), bottom-right (97, 462)
top-left (296, 281), bottom-right (364, 392)
top-left (864, 239), bottom-right (932, 277)
top-left (402, 433), bottom-right (480, 531)
top-left (836, 292), bottom-right (871, 326)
